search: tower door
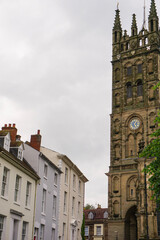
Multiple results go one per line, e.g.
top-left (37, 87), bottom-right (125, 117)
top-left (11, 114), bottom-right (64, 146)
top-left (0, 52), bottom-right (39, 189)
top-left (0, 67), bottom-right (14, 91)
top-left (125, 206), bottom-right (137, 240)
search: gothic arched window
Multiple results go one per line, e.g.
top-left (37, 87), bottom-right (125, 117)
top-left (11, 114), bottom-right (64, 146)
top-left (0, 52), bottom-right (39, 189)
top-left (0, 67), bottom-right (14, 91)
top-left (137, 80), bottom-right (143, 97)
top-left (127, 83), bottom-right (132, 98)
top-left (127, 176), bottom-right (138, 200)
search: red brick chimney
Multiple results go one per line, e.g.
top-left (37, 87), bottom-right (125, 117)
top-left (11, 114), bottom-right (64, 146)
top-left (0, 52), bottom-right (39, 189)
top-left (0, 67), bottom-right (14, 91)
top-left (2, 123), bottom-right (17, 142)
top-left (30, 130), bottom-right (41, 151)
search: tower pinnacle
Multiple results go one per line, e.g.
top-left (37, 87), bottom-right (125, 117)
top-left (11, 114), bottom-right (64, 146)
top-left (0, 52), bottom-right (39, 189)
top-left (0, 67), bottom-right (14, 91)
top-left (131, 14), bottom-right (138, 36)
top-left (149, 0), bottom-right (158, 20)
top-left (113, 8), bottom-right (122, 31)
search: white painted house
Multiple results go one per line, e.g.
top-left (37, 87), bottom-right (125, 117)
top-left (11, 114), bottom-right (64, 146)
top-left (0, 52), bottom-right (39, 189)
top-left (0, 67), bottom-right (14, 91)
top-left (0, 140), bottom-right (39, 240)
top-left (41, 146), bottom-right (88, 240)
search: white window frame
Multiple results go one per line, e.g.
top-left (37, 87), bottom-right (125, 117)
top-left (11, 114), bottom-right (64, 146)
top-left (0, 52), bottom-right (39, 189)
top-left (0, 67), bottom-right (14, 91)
top-left (14, 175), bottom-right (21, 203)
top-left (40, 224), bottom-right (45, 240)
top-left (54, 172), bottom-right (58, 186)
top-left (44, 163), bottom-right (48, 179)
top-left (52, 195), bottom-right (57, 218)
top-left (85, 226), bottom-right (89, 236)
top-left (0, 215), bottom-right (5, 240)
top-left (78, 201), bottom-right (80, 218)
top-left (25, 181), bottom-right (31, 207)
top-left (72, 197), bottom-right (75, 217)
top-left (63, 191), bottom-right (67, 213)
top-left (78, 180), bottom-right (81, 195)
top-left (65, 167), bottom-right (68, 184)
top-left (1, 167), bottom-right (10, 197)
top-left (96, 226), bottom-right (101, 236)
top-left (73, 174), bottom-right (76, 190)
top-left (41, 189), bottom-right (46, 214)
top-left (22, 221), bottom-right (28, 240)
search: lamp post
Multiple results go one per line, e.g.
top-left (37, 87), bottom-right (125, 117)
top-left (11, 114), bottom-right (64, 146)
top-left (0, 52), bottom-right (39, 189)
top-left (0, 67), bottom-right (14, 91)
top-left (138, 140), bottom-right (149, 240)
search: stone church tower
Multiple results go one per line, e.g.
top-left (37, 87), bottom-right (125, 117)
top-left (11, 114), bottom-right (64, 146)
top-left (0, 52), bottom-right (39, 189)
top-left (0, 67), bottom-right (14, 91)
top-left (107, 0), bottom-right (160, 239)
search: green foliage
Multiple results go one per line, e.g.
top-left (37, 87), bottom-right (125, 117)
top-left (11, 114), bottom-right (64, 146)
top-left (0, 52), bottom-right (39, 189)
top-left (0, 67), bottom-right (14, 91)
top-left (140, 110), bottom-right (160, 207)
top-left (84, 203), bottom-right (95, 210)
top-left (81, 213), bottom-right (85, 240)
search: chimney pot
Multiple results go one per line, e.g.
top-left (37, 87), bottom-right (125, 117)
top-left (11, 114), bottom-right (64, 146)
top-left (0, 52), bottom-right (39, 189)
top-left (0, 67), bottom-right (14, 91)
top-left (37, 130), bottom-right (40, 135)
top-left (9, 124), bottom-right (11, 127)
top-left (13, 124), bottom-right (16, 128)
top-left (4, 124), bottom-right (7, 127)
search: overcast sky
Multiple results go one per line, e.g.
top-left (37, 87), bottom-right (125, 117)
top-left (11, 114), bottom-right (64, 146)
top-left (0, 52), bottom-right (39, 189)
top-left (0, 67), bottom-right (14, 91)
top-left (0, 0), bottom-right (160, 207)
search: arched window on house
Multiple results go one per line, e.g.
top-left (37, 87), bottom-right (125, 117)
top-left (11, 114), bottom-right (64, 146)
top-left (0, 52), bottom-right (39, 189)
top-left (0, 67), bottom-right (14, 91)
top-left (127, 83), bottom-right (132, 98)
top-left (137, 80), bottom-right (143, 97)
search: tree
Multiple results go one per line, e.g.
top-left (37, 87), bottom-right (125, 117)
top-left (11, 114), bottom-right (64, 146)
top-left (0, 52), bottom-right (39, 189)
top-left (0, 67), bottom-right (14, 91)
top-left (140, 111), bottom-right (160, 208)
top-left (84, 203), bottom-right (95, 210)
top-left (81, 213), bottom-right (85, 240)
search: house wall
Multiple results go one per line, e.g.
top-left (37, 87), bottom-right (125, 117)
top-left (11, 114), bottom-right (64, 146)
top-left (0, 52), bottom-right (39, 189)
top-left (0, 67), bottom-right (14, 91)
top-left (0, 156), bottom-right (37, 240)
top-left (40, 147), bottom-right (86, 240)
top-left (24, 144), bottom-right (61, 240)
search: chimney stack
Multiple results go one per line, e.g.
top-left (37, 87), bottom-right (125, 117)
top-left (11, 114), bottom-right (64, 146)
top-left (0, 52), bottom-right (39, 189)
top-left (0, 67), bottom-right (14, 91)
top-left (2, 124), bottom-right (17, 142)
top-left (30, 130), bottom-right (41, 151)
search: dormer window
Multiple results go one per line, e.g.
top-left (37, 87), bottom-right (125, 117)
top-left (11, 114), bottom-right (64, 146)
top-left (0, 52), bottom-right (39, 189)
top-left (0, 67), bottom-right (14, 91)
top-left (88, 212), bottom-right (94, 219)
top-left (18, 148), bottom-right (23, 161)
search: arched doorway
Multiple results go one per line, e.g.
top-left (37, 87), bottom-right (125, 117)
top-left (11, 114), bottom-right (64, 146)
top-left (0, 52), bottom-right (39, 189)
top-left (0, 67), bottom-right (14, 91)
top-left (125, 206), bottom-right (137, 240)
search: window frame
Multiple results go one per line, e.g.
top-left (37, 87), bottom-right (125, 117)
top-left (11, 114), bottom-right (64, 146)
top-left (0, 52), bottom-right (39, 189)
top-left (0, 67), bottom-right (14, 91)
top-left (52, 195), bottom-right (57, 218)
top-left (41, 189), bottom-right (46, 214)
top-left (22, 221), bottom-right (28, 240)
top-left (1, 167), bottom-right (10, 198)
top-left (96, 226), bottom-right (101, 236)
top-left (0, 215), bottom-right (5, 240)
top-left (40, 224), bottom-right (45, 240)
top-left (85, 226), bottom-right (89, 236)
top-left (14, 175), bottom-right (21, 203)
top-left (25, 181), bottom-right (31, 207)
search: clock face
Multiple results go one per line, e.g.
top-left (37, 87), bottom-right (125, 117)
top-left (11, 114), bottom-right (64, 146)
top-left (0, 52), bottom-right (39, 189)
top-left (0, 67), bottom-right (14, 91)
top-left (130, 119), bottom-right (140, 130)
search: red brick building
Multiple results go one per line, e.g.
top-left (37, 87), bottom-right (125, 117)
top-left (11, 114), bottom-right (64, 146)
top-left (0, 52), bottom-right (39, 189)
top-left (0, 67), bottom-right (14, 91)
top-left (84, 205), bottom-right (108, 240)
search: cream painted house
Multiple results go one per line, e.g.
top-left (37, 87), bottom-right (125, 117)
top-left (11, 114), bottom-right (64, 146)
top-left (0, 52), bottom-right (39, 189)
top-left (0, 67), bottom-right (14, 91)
top-left (0, 147), bottom-right (39, 240)
top-left (41, 146), bottom-right (88, 240)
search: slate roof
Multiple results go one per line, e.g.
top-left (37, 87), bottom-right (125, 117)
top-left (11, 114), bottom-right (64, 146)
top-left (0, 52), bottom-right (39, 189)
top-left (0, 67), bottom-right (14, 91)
top-left (84, 207), bottom-right (108, 220)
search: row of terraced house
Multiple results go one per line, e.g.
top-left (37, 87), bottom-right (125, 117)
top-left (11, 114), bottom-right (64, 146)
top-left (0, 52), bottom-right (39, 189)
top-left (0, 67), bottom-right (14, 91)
top-left (0, 123), bottom-right (88, 240)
